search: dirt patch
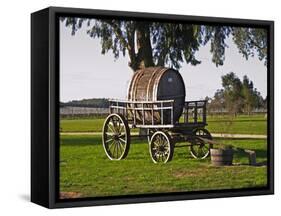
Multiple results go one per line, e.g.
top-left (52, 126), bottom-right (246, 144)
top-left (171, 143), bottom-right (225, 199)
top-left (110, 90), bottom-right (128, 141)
top-left (60, 191), bottom-right (82, 199)
top-left (173, 170), bottom-right (203, 178)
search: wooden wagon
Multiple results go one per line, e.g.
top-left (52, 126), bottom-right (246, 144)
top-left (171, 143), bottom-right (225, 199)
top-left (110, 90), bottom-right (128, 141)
top-left (102, 67), bottom-right (213, 163)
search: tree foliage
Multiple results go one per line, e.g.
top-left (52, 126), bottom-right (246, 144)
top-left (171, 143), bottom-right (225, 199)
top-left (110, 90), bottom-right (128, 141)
top-left (61, 17), bottom-right (267, 71)
top-left (222, 72), bottom-right (244, 115)
top-left (232, 28), bottom-right (267, 65)
top-left (209, 72), bottom-right (265, 115)
top-left (61, 98), bottom-right (109, 108)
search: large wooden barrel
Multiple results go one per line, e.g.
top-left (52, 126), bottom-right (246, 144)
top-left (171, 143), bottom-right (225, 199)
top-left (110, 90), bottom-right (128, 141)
top-left (127, 67), bottom-right (186, 124)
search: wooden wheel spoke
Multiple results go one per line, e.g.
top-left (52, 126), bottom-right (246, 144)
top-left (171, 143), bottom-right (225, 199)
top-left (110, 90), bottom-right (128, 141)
top-left (108, 140), bottom-right (115, 151)
top-left (118, 141), bottom-right (125, 150)
top-left (105, 132), bottom-right (114, 136)
top-left (116, 142), bottom-right (120, 158)
top-left (105, 138), bottom-right (113, 143)
top-left (119, 123), bottom-right (125, 134)
top-left (119, 137), bottom-right (127, 144)
top-left (115, 120), bottom-right (120, 133)
top-left (118, 134), bottom-right (126, 140)
top-left (156, 153), bottom-right (160, 161)
top-left (112, 119), bottom-right (119, 132)
top-left (113, 141), bottom-right (117, 157)
top-left (201, 145), bottom-right (209, 154)
top-left (108, 123), bottom-right (116, 133)
top-left (154, 140), bottom-right (160, 147)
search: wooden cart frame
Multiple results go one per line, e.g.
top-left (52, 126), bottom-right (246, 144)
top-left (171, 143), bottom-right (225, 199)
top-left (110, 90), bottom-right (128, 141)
top-left (102, 99), bottom-right (213, 163)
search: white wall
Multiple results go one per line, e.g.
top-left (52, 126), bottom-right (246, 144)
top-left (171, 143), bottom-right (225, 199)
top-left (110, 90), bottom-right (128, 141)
top-left (0, 0), bottom-right (279, 215)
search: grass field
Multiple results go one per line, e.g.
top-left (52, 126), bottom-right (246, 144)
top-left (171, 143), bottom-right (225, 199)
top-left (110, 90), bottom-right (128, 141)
top-left (206, 114), bottom-right (267, 135)
top-left (60, 114), bottom-right (267, 135)
top-left (59, 114), bottom-right (268, 198)
top-left (60, 135), bottom-right (267, 198)
top-left (60, 118), bottom-right (104, 133)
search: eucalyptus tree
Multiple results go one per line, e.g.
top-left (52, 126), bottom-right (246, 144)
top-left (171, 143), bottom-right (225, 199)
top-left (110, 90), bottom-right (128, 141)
top-left (61, 18), bottom-right (267, 72)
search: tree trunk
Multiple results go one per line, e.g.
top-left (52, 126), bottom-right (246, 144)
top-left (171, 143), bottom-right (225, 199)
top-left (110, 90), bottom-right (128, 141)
top-left (128, 23), bottom-right (154, 71)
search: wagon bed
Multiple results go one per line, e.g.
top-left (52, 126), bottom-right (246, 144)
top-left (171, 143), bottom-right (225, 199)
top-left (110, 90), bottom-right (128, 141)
top-left (108, 99), bottom-right (207, 129)
top-left (102, 99), bottom-right (213, 163)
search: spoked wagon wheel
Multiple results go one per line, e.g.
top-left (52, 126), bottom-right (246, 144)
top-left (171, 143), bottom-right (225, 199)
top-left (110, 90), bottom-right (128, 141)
top-left (149, 131), bottom-right (174, 163)
top-left (102, 114), bottom-right (130, 160)
top-left (190, 128), bottom-right (213, 159)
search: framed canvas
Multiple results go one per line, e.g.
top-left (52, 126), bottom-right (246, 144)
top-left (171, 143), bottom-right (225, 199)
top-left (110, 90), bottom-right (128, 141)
top-left (31, 6), bottom-right (274, 208)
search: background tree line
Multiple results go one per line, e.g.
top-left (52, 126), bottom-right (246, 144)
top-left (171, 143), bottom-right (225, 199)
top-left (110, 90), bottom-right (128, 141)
top-left (207, 72), bottom-right (266, 116)
top-left (61, 71), bottom-right (267, 116)
top-left (61, 98), bottom-right (109, 108)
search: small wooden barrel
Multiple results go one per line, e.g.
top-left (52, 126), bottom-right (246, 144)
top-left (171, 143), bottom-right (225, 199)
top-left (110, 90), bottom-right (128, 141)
top-left (127, 67), bottom-right (186, 124)
top-left (210, 149), bottom-right (234, 166)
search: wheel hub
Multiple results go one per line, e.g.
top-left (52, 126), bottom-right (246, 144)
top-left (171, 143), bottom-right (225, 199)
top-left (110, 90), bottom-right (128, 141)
top-left (112, 133), bottom-right (120, 140)
top-left (158, 145), bottom-right (165, 152)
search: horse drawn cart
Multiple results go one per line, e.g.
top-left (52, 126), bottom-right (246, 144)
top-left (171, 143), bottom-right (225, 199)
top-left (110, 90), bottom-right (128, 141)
top-left (102, 67), bottom-right (213, 163)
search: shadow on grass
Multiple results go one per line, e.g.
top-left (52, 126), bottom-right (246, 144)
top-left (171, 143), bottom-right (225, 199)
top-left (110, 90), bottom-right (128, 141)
top-left (254, 161), bottom-right (268, 166)
top-left (234, 149), bottom-right (267, 159)
top-left (232, 148), bottom-right (267, 167)
top-left (232, 160), bottom-right (267, 167)
top-left (60, 135), bottom-right (150, 147)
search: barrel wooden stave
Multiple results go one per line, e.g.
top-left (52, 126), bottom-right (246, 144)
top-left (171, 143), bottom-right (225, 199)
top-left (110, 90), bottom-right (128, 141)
top-left (210, 149), bottom-right (234, 166)
top-left (127, 67), bottom-right (186, 124)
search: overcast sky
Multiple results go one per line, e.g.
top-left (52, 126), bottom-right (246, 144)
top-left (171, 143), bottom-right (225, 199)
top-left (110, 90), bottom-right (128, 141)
top-left (60, 20), bottom-right (267, 102)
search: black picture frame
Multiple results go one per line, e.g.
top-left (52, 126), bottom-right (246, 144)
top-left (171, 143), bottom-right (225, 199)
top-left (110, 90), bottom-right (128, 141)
top-left (31, 6), bottom-right (274, 208)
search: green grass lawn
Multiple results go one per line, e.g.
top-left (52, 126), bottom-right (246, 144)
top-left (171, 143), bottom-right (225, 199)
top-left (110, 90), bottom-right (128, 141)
top-left (60, 118), bottom-right (104, 132)
top-left (60, 135), bottom-right (267, 198)
top-left (60, 114), bottom-right (267, 135)
top-left (206, 114), bottom-right (267, 135)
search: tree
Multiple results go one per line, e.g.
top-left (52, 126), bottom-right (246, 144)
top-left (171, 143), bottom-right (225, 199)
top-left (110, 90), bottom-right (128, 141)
top-left (209, 72), bottom-right (265, 115)
top-left (252, 88), bottom-right (265, 110)
top-left (208, 89), bottom-right (225, 114)
top-left (61, 18), bottom-right (267, 72)
top-left (221, 72), bottom-right (243, 116)
top-left (241, 75), bottom-right (266, 115)
top-left (241, 75), bottom-right (255, 115)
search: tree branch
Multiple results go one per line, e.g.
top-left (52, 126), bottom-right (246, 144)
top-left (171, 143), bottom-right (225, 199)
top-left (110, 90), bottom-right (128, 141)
top-left (104, 20), bottom-right (128, 49)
